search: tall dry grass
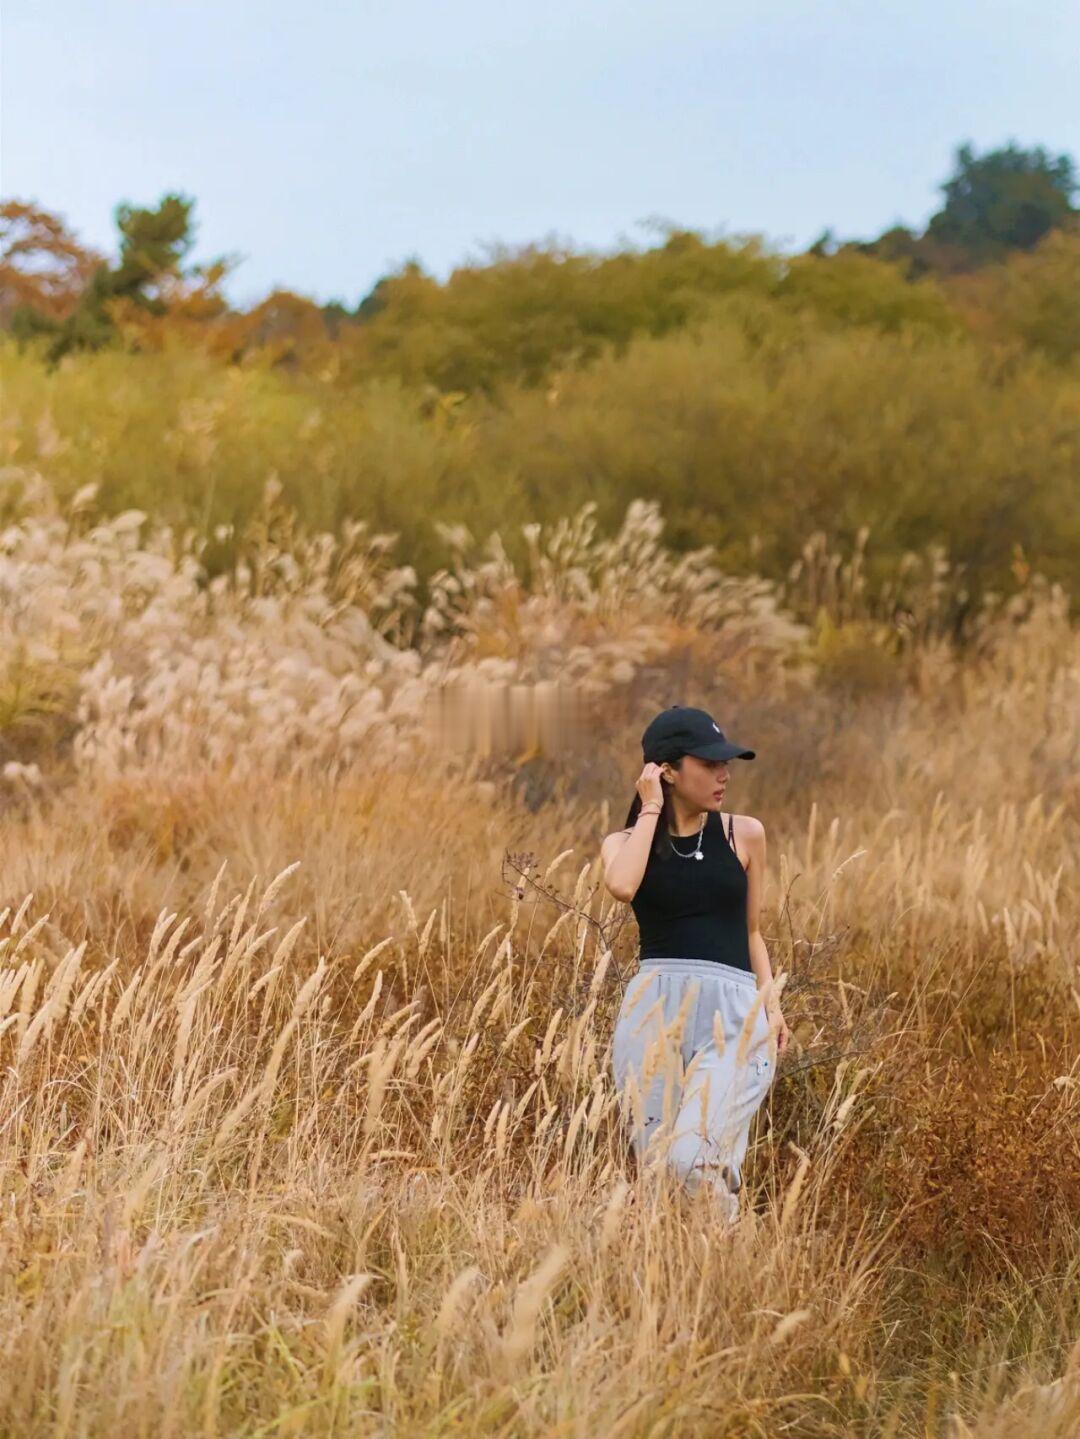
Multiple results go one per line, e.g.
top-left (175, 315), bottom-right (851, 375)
top-left (0, 481), bottom-right (1077, 1435)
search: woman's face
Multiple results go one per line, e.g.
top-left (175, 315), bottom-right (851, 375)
top-left (661, 753), bottom-right (731, 810)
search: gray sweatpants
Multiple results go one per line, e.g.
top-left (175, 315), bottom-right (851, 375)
top-left (611, 956), bottom-right (776, 1203)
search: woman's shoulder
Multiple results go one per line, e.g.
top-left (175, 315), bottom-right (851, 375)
top-left (718, 810), bottom-right (765, 838)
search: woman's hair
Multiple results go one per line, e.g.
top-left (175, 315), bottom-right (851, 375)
top-left (623, 753), bottom-right (686, 862)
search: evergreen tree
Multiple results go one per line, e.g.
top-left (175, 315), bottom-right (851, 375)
top-left (925, 140), bottom-right (1077, 263)
top-left (41, 192), bottom-right (198, 363)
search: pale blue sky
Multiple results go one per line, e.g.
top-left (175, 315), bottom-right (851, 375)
top-left (3, 1), bottom-right (1077, 308)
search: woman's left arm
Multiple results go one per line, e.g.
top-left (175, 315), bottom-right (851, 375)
top-left (744, 818), bottom-right (792, 1056)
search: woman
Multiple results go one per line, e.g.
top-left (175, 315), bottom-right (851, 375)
top-left (600, 704), bottom-right (791, 1219)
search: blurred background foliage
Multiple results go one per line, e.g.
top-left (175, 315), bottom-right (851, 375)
top-left (2, 138), bottom-right (1077, 620)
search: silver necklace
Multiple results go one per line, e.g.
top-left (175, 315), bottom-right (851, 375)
top-left (669, 812), bottom-right (706, 860)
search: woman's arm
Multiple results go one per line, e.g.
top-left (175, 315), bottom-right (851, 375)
top-left (744, 818), bottom-right (791, 1053)
top-left (600, 808), bottom-right (660, 901)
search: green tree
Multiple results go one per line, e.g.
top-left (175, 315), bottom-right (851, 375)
top-left (925, 140), bottom-right (1077, 264)
top-left (32, 192), bottom-right (199, 363)
top-left (108, 192), bottom-right (196, 306)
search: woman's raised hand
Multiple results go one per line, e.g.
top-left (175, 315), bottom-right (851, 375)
top-left (636, 762), bottom-right (665, 809)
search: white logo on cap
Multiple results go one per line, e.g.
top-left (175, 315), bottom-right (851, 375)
top-left (711, 722), bottom-right (720, 732)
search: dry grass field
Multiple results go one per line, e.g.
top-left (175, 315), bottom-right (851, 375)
top-left (1, 472), bottom-right (1077, 1436)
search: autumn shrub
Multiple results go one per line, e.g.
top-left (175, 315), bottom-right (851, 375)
top-left (4, 293), bottom-right (1078, 608)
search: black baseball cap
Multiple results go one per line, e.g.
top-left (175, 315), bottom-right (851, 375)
top-left (641, 705), bottom-right (756, 764)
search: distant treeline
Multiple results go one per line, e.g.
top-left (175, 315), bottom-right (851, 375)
top-left (1, 139), bottom-right (1077, 618)
top-left (2, 139), bottom-right (1077, 385)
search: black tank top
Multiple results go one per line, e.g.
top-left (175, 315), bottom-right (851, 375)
top-left (628, 810), bottom-right (752, 971)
